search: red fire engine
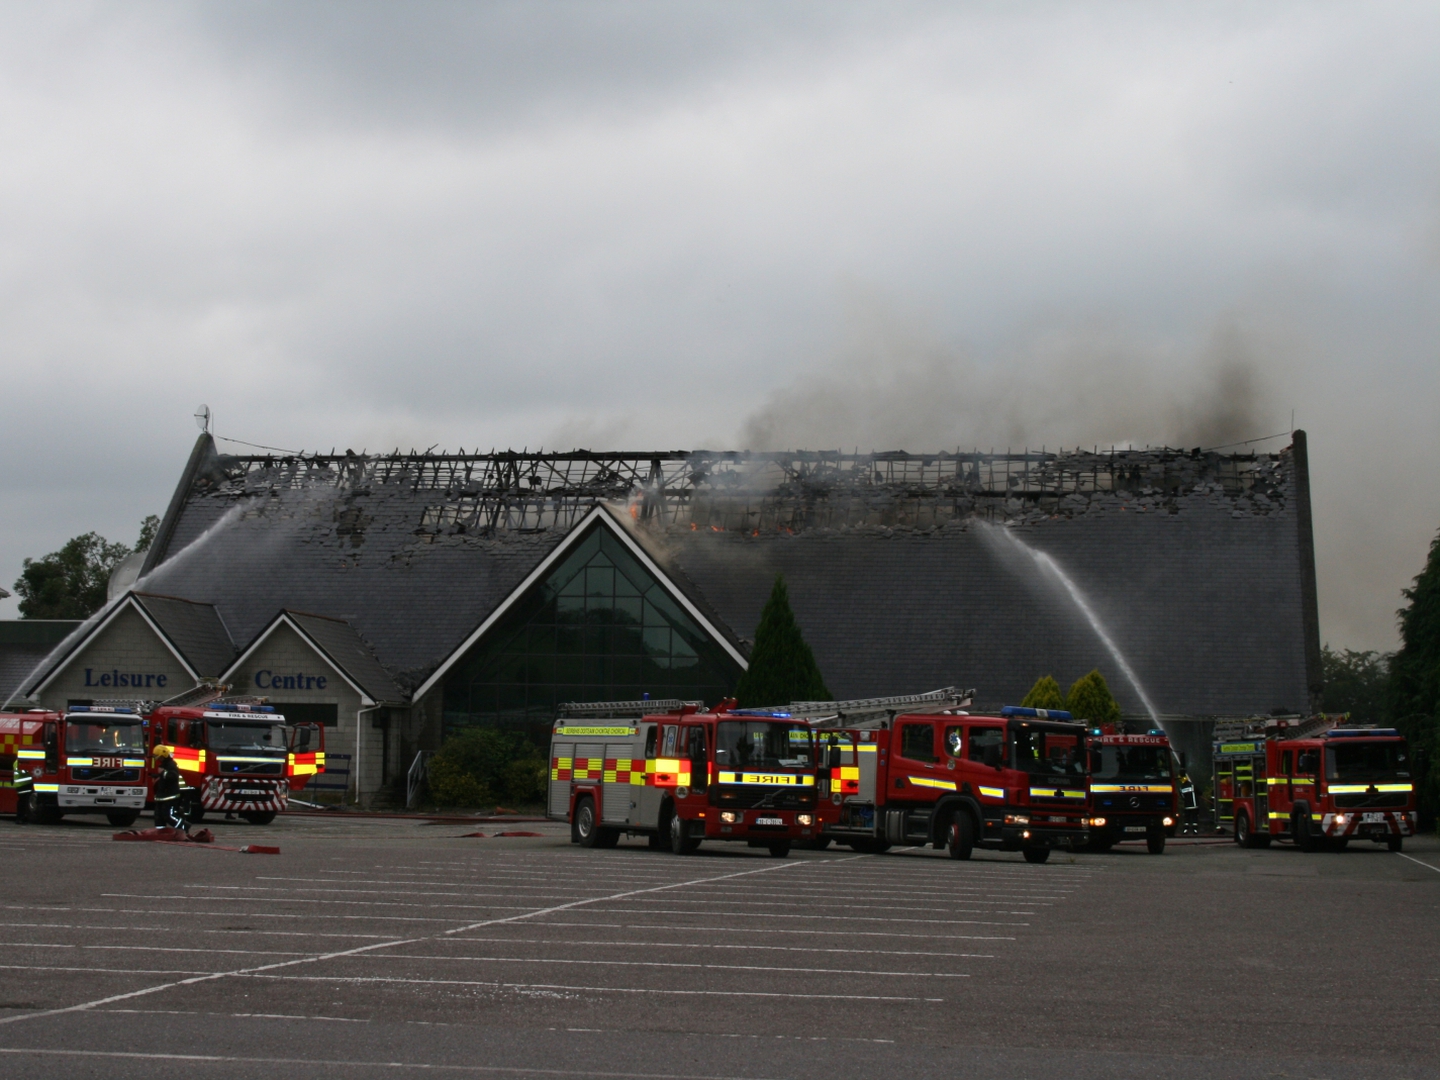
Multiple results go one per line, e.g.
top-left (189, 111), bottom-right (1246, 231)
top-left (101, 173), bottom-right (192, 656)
top-left (1214, 716), bottom-right (1416, 851)
top-left (1085, 730), bottom-right (1180, 854)
top-left (147, 702), bottom-right (325, 824)
top-left (816, 704), bottom-right (1090, 863)
top-left (549, 699), bottom-right (823, 856)
top-left (2, 707), bottom-right (147, 826)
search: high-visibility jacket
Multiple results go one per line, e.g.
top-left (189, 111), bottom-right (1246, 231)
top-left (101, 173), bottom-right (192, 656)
top-left (154, 758), bottom-right (182, 801)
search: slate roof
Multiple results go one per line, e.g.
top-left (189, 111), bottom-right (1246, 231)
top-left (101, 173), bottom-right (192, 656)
top-left (131, 434), bottom-right (1320, 717)
top-left (280, 611), bottom-right (404, 704)
top-left (132, 593), bottom-right (236, 677)
top-left (0, 621), bottom-right (81, 706)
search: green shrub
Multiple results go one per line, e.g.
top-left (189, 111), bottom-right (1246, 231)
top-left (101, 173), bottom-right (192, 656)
top-left (425, 727), bottom-right (547, 808)
top-left (1065, 669), bottom-right (1121, 727)
top-left (1021, 675), bottom-right (1065, 711)
top-left (734, 575), bottom-right (831, 708)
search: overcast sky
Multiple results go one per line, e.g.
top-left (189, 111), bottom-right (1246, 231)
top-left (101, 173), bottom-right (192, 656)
top-left (2, 1), bottom-right (1437, 651)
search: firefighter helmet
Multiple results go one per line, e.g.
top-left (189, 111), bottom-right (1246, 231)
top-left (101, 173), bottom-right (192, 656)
top-left (153, 744), bottom-right (173, 758)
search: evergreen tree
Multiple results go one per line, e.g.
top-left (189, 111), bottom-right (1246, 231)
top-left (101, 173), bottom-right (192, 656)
top-left (1021, 675), bottom-right (1065, 711)
top-left (1321, 646), bottom-right (1392, 723)
top-left (13, 517), bottom-right (158, 619)
top-left (733, 576), bottom-right (831, 708)
top-left (1388, 528), bottom-right (1440, 827)
top-left (1065, 669), bottom-right (1121, 727)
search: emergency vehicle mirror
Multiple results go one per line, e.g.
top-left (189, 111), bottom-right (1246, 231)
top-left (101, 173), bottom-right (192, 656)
top-left (1297, 752), bottom-right (1317, 774)
top-left (1179, 751), bottom-right (1188, 769)
top-left (828, 746), bottom-right (842, 769)
top-left (982, 743), bottom-right (1002, 768)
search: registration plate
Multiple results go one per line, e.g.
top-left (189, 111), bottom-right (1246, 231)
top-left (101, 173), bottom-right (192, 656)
top-left (1049, 816), bottom-right (1066, 822)
top-left (1362, 812), bottom-right (1385, 823)
top-left (755, 817), bottom-right (783, 826)
top-left (1124, 826), bottom-right (1147, 833)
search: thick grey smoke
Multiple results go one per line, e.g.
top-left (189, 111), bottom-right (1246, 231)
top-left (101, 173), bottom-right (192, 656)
top-left (739, 294), bottom-right (1282, 453)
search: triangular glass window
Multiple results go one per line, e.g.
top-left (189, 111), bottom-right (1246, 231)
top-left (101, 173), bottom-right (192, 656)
top-left (441, 521), bottom-right (742, 743)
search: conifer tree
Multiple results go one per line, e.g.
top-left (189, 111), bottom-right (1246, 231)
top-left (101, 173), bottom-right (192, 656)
top-left (1065, 669), bottom-right (1122, 727)
top-left (733, 576), bottom-right (831, 708)
top-left (1021, 675), bottom-right (1065, 711)
top-left (1388, 527), bottom-right (1440, 826)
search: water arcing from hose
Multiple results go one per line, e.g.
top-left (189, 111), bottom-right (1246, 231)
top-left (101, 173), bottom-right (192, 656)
top-left (990, 524), bottom-right (1162, 727)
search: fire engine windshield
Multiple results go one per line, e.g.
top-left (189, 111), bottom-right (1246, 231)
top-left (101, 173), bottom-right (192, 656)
top-left (714, 721), bottom-right (814, 770)
top-left (1326, 741), bottom-right (1408, 783)
top-left (1091, 745), bottom-right (1172, 781)
top-left (1011, 726), bottom-right (1086, 779)
top-left (65, 720), bottom-right (145, 754)
top-left (207, 722), bottom-right (288, 756)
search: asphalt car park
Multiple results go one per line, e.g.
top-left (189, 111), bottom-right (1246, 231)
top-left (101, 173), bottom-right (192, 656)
top-left (0, 815), bottom-right (1435, 1080)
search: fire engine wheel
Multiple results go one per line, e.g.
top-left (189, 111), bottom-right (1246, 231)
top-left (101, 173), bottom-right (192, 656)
top-left (669, 812), bottom-right (700, 855)
top-left (1146, 830), bottom-right (1166, 855)
top-left (1022, 847), bottom-right (1051, 864)
top-left (767, 841), bottom-right (791, 858)
top-left (945, 814), bottom-right (975, 860)
top-left (1387, 835), bottom-right (1404, 852)
top-left (106, 810), bottom-right (140, 827)
top-left (241, 811), bottom-right (277, 825)
top-left (1236, 811), bottom-right (1268, 848)
top-left (1292, 813), bottom-right (1320, 852)
top-left (575, 797), bottom-right (601, 847)
top-left (33, 803), bottom-right (62, 825)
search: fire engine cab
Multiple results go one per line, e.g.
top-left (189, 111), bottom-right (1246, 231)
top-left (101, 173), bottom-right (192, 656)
top-left (816, 703), bottom-right (1090, 863)
top-left (549, 699), bottom-right (822, 856)
top-left (2, 707), bottom-right (146, 826)
top-left (1085, 730), bottom-right (1180, 854)
top-left (1213, 715), bottom-right (1416, 851)
top-left (148, 702), bottom-right (325, 824)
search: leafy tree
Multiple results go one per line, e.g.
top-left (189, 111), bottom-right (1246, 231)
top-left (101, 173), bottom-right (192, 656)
top-left (14, 517), bottom-right (158, 619)
top-left (15, 533), bottom-right (132, 618)
top-left (734, 575), bottom-right (831, 708)
top-left (1021, 675), bottom-right (1065, 711)
top-left (135, 515), bottom-right (160, 553)
top-left (1321, 646), bottom-right (1391, 723)
top-left (1388, 528), bottom-right (1440, 828)
top-left (425, 728), bottom-right (545, 808)
top-left (1065, 669), bottom-right (1121, 727)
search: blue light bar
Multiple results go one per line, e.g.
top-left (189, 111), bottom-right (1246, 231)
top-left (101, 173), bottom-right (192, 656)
top-left (1001, 706), bottom-right (1074, 721)
top-left (201, 703), bottom-right (276, 713)
top-left (66, 706), bottom-right (134, 714)
top-left (728, 709), bottom-right (793, 718)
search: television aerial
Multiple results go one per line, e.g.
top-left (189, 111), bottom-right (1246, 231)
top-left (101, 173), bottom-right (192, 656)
top-left (194, 404), bottom-right (212, 434)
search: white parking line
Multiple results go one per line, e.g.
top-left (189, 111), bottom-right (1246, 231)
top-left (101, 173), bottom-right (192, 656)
top-left (0, 1046), bottom-right (784, 1079)
top-left (345, 954), bottom-right (973, 978)
top-left (237, 973), bottom-right (945, 1002)
top-left (541, 909), bottom-right (1028, 926)
top-left (533, 922), bottom-right (1015, 940)
top-left (1394, 851), bottom-right (1440, 873)
top-left (0, 853), bottom-right (843, 1026)
top-left (439, 937), bottom-right (994, 958)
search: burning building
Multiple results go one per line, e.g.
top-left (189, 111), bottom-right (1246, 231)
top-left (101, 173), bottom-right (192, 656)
top-left (7, 433), bottom-right (1320, 801)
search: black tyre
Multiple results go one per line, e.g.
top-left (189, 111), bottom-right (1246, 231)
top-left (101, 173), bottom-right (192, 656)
top-left (946, 814), bottom-right (974, 861)
top-left (1147, 830), bottom-right (1166, 855)
top-left (669, 812), bottom-right (699, 854)
top-left (241, 811), bottom-right (277, 826)
top-left (1293, 812), bottom-right (1320, 852)
top-left (34, 803), bottom-right (62, 825)
top-left (1022, 847), bottom-right (1050, 864)
top-left (1234, 811), bottom-right (1250, 846)
top-left (1387, 835), bottom-right (1404, 852)
top-left (768, 841), bottom-right (791, 858)
top-left (575, 797), bottom-right (601, 847)
top-left (106, 810), bottom-right (140, 827)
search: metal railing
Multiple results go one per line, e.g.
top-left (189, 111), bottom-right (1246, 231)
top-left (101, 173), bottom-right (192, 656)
top-left (406, 750), bottom-right (432, 809)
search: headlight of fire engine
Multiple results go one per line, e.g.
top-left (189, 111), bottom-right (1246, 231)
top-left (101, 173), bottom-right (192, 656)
top-left (1004, 814), bottom-right (1030, 826)
top-left (719, 811), bottom-right (739, 824)
top-left (797, 814), bottom-right (814, 826)
top-left (1162, 816), bottom-right (1174, 827)
top-left (1089, 816), bottom-right (1107, 827)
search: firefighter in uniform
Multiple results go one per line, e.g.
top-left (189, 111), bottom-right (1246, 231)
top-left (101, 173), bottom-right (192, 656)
top-left (12, 754), bottom-right (33, 824)
top-left (152, 744), bottom-right (185, 829)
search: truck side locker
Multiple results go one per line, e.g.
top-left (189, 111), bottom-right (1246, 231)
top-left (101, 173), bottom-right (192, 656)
top-left (602, 741), bottom-right (632, 825)
top-left (637, 724), bottom-right (663, 827)
top-left (549, 738), bottom-right (575, 818)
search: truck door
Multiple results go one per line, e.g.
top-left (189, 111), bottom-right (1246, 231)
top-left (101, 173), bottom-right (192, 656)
top-left (1270, 748), bottom-right (1293, 833)
top-left (549, 737), bottom-right (575, 818)
top-left (894, 720), bottom-right (948, 805)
